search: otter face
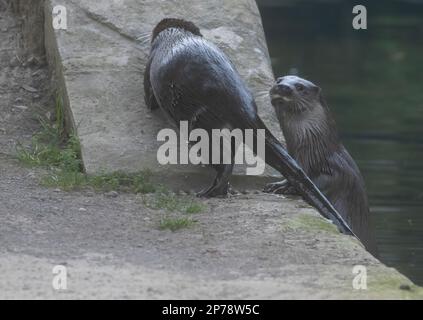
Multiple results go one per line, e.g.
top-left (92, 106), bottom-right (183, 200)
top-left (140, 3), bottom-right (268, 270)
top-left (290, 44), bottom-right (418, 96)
top-left (270, 75), bottom-right (321, 113)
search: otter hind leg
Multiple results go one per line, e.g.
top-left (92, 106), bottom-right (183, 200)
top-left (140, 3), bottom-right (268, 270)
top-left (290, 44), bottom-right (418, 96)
top-left (263, 179), bottom-right (299, 195)
top-left (196, 163), bottom-right (234, 198)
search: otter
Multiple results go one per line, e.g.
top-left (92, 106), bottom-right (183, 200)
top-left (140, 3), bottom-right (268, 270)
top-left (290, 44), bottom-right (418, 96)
top-left (264, 75), bottom-right (377, 254)
top-left (144, 18), bottom-right (354, 235)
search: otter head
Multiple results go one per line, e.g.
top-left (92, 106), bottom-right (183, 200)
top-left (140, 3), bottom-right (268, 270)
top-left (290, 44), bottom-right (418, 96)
top-left (270, 75), bottom-right (322, 114)
top-left (152, 18), bottom-right (202, 42)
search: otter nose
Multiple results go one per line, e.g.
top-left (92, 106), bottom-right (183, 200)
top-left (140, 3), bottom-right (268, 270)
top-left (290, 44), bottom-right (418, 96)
top-left (277, 84), bottom-right (293, 96)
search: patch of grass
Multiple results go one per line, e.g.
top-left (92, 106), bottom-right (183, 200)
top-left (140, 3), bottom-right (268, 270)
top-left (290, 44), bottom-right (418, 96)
top-left (16, 95), bottom-right (81, 172)
top-left (16, 95), bottom-right (157, 194)
top-left (144, 191), bottom-right (205, 231)
top-left (158, 216), bottom-right (196, 231)
top-left (16, 135), bottom-right (81, 171)
top-left (41, 169), bottom-right (158, 193)
top-left (86, 170), bottom-right (156, 193)
top-left (185, 202), bottom-right (205, 214)
top-left (144, 191), bottom-right (205, 214)
top-left (41, 170), bottom-right (86, 191)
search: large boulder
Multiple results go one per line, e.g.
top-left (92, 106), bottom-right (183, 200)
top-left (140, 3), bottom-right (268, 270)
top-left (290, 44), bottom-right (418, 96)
top-left (44, 0), bottom-right (282, 188)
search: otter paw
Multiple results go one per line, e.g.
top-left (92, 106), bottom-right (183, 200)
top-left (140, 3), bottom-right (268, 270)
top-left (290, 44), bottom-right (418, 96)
top-left (263, 180), bottom-right (289, 193)
top-left (276, 185), bottom-right (298, 195)
top-left (264, 180), bottom-right (298, 195)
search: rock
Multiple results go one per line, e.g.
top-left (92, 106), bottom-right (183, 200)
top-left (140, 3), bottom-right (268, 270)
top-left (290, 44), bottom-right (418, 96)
top-left (9, 56), bottom-right (19, 67)
top-left (13, 105), bottom-right (28, 111)
top-left (21, 84), bottom-right (37, 93)
top-left (25, 55), bottom-right (38, 67)
top-left (78, 207), bottom-right (87, 212)
top-left (26, 172), bottom-right (36, 178)
top-left (399, 284), bottom-right (411, 291)
top-left (104, 191), bottom-right (119, 198)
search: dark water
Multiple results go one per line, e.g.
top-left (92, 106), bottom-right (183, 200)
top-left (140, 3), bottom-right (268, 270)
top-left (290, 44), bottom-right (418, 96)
top-left (257, 0), bottom-right (423, 284)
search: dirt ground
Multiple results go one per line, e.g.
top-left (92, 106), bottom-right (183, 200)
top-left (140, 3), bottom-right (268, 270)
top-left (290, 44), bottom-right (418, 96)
top-left (0, 3), bottom-right (420, 300)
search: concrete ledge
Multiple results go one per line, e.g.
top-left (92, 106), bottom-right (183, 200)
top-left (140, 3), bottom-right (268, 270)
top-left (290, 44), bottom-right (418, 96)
top-left (44, 0), bottom-right (282, 182)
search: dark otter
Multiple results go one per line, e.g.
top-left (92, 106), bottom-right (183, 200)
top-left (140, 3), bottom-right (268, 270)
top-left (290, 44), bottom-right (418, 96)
top-left (264, 75), bottom-right (377, 254)
top-left (144, 18), bottom-right (354, 235)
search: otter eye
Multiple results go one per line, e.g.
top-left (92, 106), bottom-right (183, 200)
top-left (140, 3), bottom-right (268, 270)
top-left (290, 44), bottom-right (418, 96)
top-left (295, 83), bottom-right (305, 91)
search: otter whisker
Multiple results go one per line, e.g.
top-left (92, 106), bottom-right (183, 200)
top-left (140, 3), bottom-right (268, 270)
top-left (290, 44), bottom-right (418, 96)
top-left (137, 34), bottom-right (151, 42)
top-left (137, 31), bottom-right (150, 39)
top-left (137, 36), bottom-right (149, 41)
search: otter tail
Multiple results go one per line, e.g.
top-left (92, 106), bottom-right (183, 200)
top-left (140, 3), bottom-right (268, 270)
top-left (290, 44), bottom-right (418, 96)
top-left (251, 116), bottom-right (356, 237)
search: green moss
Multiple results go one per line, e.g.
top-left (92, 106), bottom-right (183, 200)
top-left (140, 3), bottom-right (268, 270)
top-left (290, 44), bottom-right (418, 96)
top-left (281, 213), bottom-right (339, 234)
top-left (366, 272), bottom-right (423, 299)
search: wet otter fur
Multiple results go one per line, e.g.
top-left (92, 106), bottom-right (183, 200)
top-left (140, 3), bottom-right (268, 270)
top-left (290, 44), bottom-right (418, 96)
top-left (265, 75), bottom-right (377, 254)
